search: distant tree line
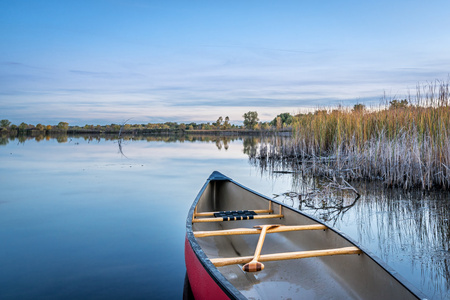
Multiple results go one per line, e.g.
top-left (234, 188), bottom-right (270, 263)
top-left (0, 111), bottom-right (297, 137)
top-left (0, 112), bottom-right (296, 136)
top-left (0, 120), bottom-right (70, 135)
top-left (1, 99), bottom-right (416, 137)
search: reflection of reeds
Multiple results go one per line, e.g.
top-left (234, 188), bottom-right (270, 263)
top-left (356, 185), bottom-right (450, 299)
top-left (257, 80), bottom-right (450, 190)
top-left (268, 170), bottom-right (450, 299)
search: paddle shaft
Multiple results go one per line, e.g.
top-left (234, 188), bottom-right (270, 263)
top-left (242, 224), bottom-right (280, 272)
top-left (252, 225), bottom-right (272, 261)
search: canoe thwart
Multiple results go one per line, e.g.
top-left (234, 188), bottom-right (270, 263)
top-left (194, 224), bottom-right (327, 237)
top-left (210, 246), bottom-right (362, 267)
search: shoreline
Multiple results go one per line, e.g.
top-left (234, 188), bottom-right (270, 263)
top-left (1, 128), bottom-right (293, 138)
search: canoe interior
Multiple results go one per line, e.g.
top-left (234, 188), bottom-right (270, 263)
top-left (189, 177), bottom-right (422, 300)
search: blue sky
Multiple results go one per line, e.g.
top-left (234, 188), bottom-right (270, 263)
top-left (1, 0), bottom-right (449, 125)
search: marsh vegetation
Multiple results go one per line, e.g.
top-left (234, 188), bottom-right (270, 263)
top-left (3, 80), bottom-right (450, 190)
top-left (254, 80), bottom-right (450, 190)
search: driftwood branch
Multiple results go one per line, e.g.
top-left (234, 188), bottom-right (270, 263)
top-left (117, 118), bottom-right (132, 158)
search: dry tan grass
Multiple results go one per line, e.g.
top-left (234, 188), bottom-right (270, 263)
top-left (258, 80), bottom-right (450, 190)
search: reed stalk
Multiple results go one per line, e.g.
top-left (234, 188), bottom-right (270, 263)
top-left (258, 79), bottom-right (450, 190)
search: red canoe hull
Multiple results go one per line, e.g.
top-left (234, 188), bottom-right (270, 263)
top-left (185, 236), bottom-right (230, 300)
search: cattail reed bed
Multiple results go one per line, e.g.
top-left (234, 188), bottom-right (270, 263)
top-left (255, 80), bottom-right (450, 190)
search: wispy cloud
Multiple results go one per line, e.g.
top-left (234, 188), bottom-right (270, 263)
top-left (69, 69), bottom-right (146, 79)
top-left (1, 1), bottom-right (449, 125)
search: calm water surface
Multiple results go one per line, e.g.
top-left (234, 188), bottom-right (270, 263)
top-left (0, 135), bottom-right (448, 299)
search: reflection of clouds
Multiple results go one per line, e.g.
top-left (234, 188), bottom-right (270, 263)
top-left (1, 136), bottom-right (247, 176)
top-left (127, 141), bottom-right (245, 160)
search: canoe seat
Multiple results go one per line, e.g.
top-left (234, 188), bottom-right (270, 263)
top-left (213, 210), bottom-right (257, 221)
top-left (192, 201), bottom-right (284, 223)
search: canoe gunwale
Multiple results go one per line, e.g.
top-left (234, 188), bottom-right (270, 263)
top-left (185, 171), bottom-right (426, 300)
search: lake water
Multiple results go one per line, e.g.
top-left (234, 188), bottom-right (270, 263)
top-left (0, 135), bottom-right (448, 299)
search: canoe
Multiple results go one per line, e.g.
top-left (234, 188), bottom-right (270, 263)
top-left (185, 171), bottom-right (426, 299)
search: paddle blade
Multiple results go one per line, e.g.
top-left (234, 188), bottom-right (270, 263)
top-left (242, 261), bottom-right (264, 272)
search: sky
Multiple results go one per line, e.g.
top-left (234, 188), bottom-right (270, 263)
top-left (1, 0), bottom-right (449, 126)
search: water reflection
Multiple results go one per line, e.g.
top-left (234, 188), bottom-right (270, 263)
top-left (0, 133), bottom-right (249, 148)
top-left (361, 187), bottom-right (450, 299)
top-left (253, 169), bottom-right (450, 299)
top-left (274, 189), bottom-right (360, 226)
top-left (1, 133), bottom-right (448, 299)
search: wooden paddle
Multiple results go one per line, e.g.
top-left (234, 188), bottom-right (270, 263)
top-left (242, 224), bottom-right (280, 272)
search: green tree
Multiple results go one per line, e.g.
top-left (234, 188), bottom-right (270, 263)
top-left (270, 113), bottom-right (293, 128)
top-left (261, 122), bottom-right (271, 130)
top-left (57, 122), bottom-right (69, 130)
top-left (112, 124), bottom-right (121, 131)
top-left (276, 117), bottom-right (282, 130)
top-left (215, 116), bottom-right (223, 128)
top-left (163, 122), bottom-right (178, 129)
top-left (35, 123), bottom-right (45, 131)
top-left (389, 99), bottom-right (409, 109)
top-left (352, 103), bottom-right (366, 112)
top-left (18, 122), bottom-right (28, 132)
top-left (314, 109), bottom-right (328, 115)
top-left (243, 111), bottom-right (259, 129)
top-left (223, 116), bottom-right (231, 129)
top-left (187, 122), bottom-right (197, 130)
top-left (1, 119), bottom-right (11, 128)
